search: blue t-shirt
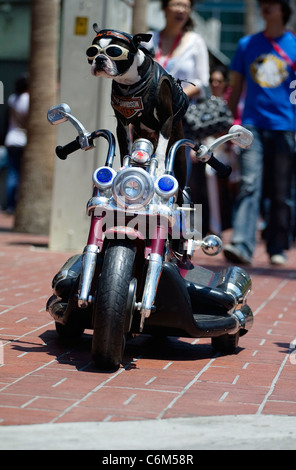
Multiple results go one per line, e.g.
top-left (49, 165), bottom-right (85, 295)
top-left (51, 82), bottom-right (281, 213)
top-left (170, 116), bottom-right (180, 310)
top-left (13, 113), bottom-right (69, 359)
top-left (231, 31), bottom-right (296, 130)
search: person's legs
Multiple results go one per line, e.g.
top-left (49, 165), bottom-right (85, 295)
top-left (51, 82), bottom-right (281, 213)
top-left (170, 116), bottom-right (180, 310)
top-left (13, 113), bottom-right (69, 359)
top-left (264, 130), bottom-right (295, 260)
top-left (5, 146), bottom-right (23, 212)
top-left (224, 126), bottom-right (263, 263)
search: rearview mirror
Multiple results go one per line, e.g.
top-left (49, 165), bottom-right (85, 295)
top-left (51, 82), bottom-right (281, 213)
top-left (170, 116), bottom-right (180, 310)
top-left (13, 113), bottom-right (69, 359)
top-left (47, 103), bottom-right (71, 125)
top-left (228, 125), bottom-right (253, 149)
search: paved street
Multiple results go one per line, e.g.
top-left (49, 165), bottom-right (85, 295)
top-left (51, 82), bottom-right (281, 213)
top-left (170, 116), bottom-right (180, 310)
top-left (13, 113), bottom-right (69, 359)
top-left (0, 210), bottom-right (295, 449)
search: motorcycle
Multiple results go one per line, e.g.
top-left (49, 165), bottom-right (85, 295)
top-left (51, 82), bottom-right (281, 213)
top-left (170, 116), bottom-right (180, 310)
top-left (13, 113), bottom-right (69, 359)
top-left (46, 103), bottom-right (254, 370)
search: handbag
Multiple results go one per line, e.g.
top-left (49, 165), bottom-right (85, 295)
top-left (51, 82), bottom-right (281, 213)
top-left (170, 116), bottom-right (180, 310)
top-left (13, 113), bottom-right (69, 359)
top-left (183, 95), bottom-right (233, 141)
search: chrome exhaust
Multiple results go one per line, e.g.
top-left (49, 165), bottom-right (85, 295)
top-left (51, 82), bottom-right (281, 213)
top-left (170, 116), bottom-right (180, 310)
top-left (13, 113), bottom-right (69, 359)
top-left (217, 266), bottom-right (253, 334)
top-left (232, 303), bottom-right (253, 333)
top-left (216, 266), bottom-right (252, 305)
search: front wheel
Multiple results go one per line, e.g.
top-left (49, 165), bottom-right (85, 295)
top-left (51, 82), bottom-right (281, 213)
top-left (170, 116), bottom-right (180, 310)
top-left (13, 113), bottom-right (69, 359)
top-left (92, 241), bottom-right (136, 370)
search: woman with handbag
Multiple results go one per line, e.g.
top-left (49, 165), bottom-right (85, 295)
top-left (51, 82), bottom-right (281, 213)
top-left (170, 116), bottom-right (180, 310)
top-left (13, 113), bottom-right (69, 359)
top-left (203, 66), bottom-right (239, 237)
top-left (147, 0), bottom-right (209, 101)
top-left (146, 0), bottom-right (209, 186)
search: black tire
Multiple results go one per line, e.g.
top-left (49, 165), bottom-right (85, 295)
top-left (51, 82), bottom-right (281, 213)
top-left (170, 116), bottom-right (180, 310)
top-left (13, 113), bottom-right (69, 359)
top-left (92, 241), bottom-right (136, 370)
top-left (211, 331), bottom-right (239, 353)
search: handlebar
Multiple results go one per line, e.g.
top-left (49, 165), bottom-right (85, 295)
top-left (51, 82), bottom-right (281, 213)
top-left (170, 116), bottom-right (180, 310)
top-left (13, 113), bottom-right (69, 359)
top-left (166, 139), bottom-right (232, 179)
top-left (55, 137), bottom-right (81, 160)
top-left (55, 129), bottom-right (116, 166)
top-left (56, 132), bottom-right (231, 178)
top-left (47, 103), bottom-right (253, 177)
top-left (49, 104), bottom-right (253, 178)
top-left (205, 154), bottom-right (232, 178)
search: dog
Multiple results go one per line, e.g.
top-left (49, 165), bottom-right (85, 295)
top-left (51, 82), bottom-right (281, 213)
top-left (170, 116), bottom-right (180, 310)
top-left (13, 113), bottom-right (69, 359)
top-left (86, 26), bottom-right (189, 194)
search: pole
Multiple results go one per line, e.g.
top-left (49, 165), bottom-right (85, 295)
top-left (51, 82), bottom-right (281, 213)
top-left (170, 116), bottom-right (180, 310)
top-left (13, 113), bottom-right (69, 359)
top-left (132, 0), bottom-right (149, 33)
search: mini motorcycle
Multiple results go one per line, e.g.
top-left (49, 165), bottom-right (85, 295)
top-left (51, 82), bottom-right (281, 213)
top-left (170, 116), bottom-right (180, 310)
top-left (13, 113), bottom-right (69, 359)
top-left (46, 103), bottom-right (254, 370)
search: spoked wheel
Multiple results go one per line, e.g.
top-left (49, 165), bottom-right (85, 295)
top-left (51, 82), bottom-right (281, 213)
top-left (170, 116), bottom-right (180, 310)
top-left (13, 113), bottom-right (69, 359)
top-left (92, 241), bottom-right (136, 370)
top-left (211, 331), bottom-right (240, 353)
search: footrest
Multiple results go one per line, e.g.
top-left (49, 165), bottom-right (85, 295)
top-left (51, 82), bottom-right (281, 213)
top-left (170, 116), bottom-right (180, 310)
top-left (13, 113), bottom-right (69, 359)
top-left (180, 264), bottom-right (219, 285)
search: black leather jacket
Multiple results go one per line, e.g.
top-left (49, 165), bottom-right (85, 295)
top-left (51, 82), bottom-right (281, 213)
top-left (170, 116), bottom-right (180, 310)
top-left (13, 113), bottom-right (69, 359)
top-left (111, 56), bottom-right (189, 129)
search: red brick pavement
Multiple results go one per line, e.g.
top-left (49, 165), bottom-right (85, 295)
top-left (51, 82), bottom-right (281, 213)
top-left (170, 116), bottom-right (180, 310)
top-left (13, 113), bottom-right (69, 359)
top-left (0, 211), bottom-right (296, 426)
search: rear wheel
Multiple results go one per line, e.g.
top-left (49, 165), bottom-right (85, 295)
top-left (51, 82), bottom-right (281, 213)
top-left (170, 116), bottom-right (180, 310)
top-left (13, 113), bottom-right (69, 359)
top-left (47, 295), bottom-right (84, 341)
top-left (211, 331), bottom-right (240, 353)
top-left (92, 241), bottom-right (136, 370)
top-left (55, 319), bottom-right (84, 341)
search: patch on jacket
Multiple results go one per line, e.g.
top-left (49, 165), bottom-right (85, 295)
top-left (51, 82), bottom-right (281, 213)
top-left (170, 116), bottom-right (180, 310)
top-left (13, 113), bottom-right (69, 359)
top-left (111, 95), bottom-right (144, 119)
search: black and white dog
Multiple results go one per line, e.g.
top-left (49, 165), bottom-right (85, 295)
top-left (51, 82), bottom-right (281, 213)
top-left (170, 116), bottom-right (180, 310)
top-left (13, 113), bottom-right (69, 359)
top-left (86, 25), bottom-right (189, 193)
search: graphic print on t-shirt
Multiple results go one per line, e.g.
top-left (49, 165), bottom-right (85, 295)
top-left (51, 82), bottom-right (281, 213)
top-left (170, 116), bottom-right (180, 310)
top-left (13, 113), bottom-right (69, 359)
top-left (250, 53), bottom-right (289, 88)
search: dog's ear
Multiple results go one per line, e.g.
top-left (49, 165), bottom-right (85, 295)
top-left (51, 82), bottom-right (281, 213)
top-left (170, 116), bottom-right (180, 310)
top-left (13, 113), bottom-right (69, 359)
top-left (133, 33), bottom-right (152, 48)
top-left (93, 23), bottom-right (100, 34)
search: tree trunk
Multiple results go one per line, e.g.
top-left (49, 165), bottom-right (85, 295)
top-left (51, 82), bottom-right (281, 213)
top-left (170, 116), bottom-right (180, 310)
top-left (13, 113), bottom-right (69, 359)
top-left (14, 0), bottom-right (60, 234)
top-left (132, 0), bottom-right (149, 34)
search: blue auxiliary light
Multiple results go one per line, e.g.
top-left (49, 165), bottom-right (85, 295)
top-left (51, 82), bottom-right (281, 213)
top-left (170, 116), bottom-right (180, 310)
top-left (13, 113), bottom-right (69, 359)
top-left (158, 176), bottom-right (175, 192)
top-left (92, 166), bottom-right (116, 189)
top-left (96, 168), bottom-right (113, 183)
top-left (155, 174), bottom-right (178, 198)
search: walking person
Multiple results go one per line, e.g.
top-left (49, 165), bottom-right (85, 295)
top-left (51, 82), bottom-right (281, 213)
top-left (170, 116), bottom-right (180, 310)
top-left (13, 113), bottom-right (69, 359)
top-left (204, 65), bottom-right (240, 236)
top-left (146, 0), bottom-right (209, 183)
top-left (4, 74), bottom-right (29, 214)
top-left (148, 0), bottom-right (209, 101)
top-left (223, 0), bottom-right (296, 265)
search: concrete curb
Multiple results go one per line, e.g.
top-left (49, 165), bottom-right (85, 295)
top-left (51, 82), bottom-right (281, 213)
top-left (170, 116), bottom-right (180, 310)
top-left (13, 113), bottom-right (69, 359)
top-left (1, 415), bottom-right (295, 450)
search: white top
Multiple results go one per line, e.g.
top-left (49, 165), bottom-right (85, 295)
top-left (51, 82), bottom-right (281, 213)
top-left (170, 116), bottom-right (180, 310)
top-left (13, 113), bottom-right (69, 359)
top-left (146, 30), bottom-right (209, 98)
top-left (5, 92), bottom-right (29, 147)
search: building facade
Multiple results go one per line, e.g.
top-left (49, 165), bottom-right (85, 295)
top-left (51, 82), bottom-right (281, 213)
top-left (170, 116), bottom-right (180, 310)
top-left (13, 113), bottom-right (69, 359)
top-left (197, 0), bottom-right (247, 60)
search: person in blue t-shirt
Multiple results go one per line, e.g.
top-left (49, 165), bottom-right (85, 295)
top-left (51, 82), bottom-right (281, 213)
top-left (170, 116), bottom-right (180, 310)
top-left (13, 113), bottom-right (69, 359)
top-left (223, 0), bottom-right (296, 266)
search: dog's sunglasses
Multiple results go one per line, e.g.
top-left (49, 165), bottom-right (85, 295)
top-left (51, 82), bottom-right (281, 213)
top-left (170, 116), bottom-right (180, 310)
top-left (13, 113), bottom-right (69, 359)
top-left (86, 44), bottom-right (131, 61)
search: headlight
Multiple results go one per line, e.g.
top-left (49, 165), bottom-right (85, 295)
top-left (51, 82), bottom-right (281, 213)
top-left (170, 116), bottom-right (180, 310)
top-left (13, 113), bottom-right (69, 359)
top-left (154, 174), bottom-right (178, 198)
top-left (92, 166), bottom-right (116, 189)
top-left (131, 138), bottom-right (154, 164)
top-left (112, 167), bottom-right (154, 208)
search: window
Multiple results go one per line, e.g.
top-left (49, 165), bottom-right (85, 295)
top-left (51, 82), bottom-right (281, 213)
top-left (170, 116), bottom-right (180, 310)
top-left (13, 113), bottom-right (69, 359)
top-left (195, 1), bottom-right (246, 60)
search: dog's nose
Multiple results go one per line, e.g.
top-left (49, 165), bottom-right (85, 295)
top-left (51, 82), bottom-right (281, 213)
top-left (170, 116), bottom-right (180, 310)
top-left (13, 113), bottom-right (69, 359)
top-left (95, 55), bottom-right (107, 65)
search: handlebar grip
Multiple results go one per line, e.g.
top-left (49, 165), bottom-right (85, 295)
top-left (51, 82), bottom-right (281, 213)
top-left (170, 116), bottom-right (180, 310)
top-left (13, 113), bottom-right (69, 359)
top-left (207, 154), bottom-right (232, 178)
top-left (55, 137), bottom-right (81, 160)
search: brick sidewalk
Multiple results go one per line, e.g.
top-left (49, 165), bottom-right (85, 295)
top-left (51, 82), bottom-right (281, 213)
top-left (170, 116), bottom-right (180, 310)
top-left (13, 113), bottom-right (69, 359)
top-left (0, 211), bottom-right (295, 426)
